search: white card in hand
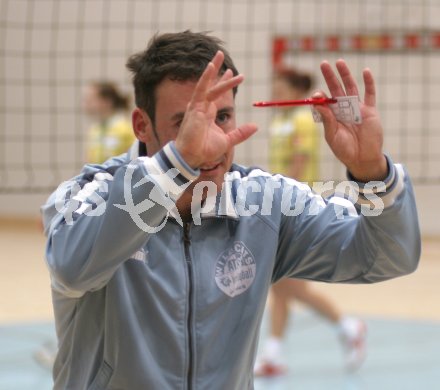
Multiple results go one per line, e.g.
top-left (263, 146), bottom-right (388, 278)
top-left (311, 96), bottom-right (362, 124)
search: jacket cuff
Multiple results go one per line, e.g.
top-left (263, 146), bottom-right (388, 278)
top-left (347, 155), bottom-right (405, 209)
top-left (139, 141), bottom-right (200, 200)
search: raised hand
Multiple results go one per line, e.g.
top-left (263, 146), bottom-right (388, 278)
top-left (314, 60), bottom-right (388, 182)
top-left (175, 51), bottom-right (258, 169)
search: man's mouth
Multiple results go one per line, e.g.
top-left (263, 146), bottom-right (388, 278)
top-left (200, 162), bottom-right (221, 172)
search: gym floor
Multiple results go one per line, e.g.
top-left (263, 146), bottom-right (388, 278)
top-left (1, 220), bottom-right (439, 389)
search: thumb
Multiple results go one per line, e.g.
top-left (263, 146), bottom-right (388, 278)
top-left (227, 123), bottom-right (258, 147)
top-left (313, 104), bottom-right (338, 140)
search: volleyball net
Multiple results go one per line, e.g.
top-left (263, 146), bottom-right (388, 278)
top-left (1, 0), bottom-right (439, 194)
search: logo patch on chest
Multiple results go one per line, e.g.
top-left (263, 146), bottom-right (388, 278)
top-left (214, 241), bottom-right (256, 297)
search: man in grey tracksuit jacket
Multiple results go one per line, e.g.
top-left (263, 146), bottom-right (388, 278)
top-left (42, 31), bottom-right (420, 389)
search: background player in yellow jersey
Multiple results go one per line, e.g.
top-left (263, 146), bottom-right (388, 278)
top-left (82, 80), bottom-right (135, 163)
top-left (255, 66), bottom-right (367, 376)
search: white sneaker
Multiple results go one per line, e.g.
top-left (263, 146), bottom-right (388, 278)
top-left (340, 318), bottom-right (367, 371)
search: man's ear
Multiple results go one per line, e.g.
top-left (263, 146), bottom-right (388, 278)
top-left (132, 108), bottom-right (153, 144)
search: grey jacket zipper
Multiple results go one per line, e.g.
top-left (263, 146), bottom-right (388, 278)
top-left (183, 222), bottom-right (193, 389)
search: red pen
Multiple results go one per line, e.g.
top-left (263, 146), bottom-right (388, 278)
top-left (253, 97), bottom-right (337, 107)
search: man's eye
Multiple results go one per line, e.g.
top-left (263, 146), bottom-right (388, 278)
top-left (216, 112), bottom-right (230, 125)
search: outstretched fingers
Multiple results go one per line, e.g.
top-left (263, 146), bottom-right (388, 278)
top-left (210, 50), bottom-right (225, 75)
top-left (320, 61), bottom-right (346, 97)
top-left (363, 68), bottom-right (376, 107)
top-left (207, 71), bottom-right (243, 102)
top-left (321, 59), bottom-right (377, 110)
top-left (190, 51), bottom-right (224, 107)
top-left (335, 59), bottom-right (360, 97)
top-left (190, 61), bottom-right (216, 109)
top-left (190, 51), bottom-right (243, 108)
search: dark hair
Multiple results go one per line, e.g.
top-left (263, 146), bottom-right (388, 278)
top-left (91, 81), bottom-right (130, 111)
top-left (274, 66), bottom-right (314, 93)
top-left (126, 30), bottom-right (239, 124)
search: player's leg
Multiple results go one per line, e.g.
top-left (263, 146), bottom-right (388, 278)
top-left (255, 278), bottom-right (292, 376)
top-left (286, 279), bottom-right (340, 322)
top-left (288, 279), bottom-right (367, 370)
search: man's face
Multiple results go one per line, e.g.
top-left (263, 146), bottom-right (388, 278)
top-left (146, 77), bottom-right (237, 191)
